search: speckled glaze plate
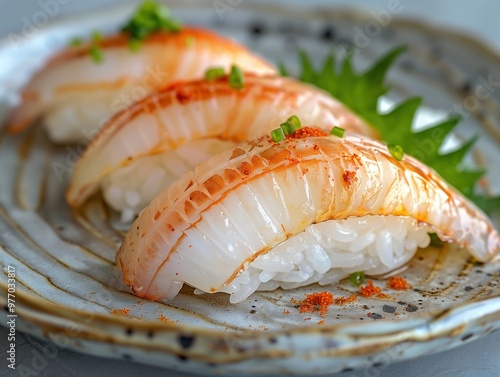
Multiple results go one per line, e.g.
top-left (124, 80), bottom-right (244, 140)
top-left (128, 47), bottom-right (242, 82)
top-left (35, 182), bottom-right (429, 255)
top-left (0, 2), bottom-right (499, 375)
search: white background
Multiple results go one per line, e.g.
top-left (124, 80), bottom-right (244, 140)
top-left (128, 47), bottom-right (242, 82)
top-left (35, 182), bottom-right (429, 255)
top-left (0, 1), bottom-right (499, 376)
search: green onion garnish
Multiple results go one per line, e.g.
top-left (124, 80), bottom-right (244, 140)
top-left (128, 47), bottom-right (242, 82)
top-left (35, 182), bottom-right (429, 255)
top-left (228, 65), bottom-right (244, 89)
top-left (280, 122), bottom-right (294, 135)
top-left (121, 0), bottom-right (182, 52)
top-left (91, 30), bottom-right (103, 42)
top-left (185, 36), bottom-right (195, 47)
top-left (330, 126), bottom-right (345, 138)
top-left (388, 144), bottom-right (404, 161)
top-left (128, 39), bottom-right (142, 52)
top-left (271, 128), bottom-right (286, 142)
top-left (69, 37), bottom-right (83, 47)
top-left (89, 45), bottom-right (104, 64)
top-left (204, 67), bottom-right (226, 81)
top-left (286, 115), bottom-right (301, 131)
top-left (279, 115), bottom-right (301, 135)
top-left (159, 18), bottom-right (182, 32)
top-left (348, 271), bottom-right (365, 286)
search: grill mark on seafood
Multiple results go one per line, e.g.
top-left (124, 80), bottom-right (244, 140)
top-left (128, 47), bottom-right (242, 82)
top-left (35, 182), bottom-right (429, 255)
top-left (117, 132), bottom-right (499, 302)
top-left (66, 75), bottom-right (374, 214)
top-left (8, 27), bottom-right (276, 140)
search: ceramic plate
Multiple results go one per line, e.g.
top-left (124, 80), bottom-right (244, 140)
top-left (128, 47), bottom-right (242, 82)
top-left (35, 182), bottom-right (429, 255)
top-left (0, 2), bottom-right (499, 375)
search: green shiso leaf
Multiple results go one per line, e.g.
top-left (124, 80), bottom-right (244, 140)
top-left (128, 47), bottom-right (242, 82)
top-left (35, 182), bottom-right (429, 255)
top-left (281, 47), bottom-right (500, 214)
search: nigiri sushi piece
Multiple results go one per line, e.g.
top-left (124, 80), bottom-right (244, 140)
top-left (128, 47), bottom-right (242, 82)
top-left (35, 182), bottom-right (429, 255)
top-left (66, 74), bottom-right (375, 221)
top-left (8, 27), bottom-right (276, 143)
top-left (116, 127), bottom-right (499, 304)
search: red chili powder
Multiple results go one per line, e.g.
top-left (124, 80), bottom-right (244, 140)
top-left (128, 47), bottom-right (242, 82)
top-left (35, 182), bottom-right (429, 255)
top-left (110, 308), bottom-right (130, 317)
top-left (334, 294), bottom-right (358, 306)
top-left (387, 277), bottom-right (412, 291)
top-left (294, 291), bottom-right (334, 317)
top-left (342, 170), bottom-right (357, 186)
top-left (287, 127), bottom-right (328, 139)
top-left (158, 314), bottom-right (175, 324)
top-left (359, 280), bottom-right (382, 298)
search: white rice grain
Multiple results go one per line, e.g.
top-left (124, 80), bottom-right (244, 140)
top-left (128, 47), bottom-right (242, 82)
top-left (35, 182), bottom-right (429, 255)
top-left (215, 215), bottom-right (432, 303)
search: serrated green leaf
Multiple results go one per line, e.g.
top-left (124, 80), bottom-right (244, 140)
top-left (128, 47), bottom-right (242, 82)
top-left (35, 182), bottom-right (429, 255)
top-left (298, 51), bottom-right (316, 83)
top-left (278, 62), bottom-right (289, 77)
top-left (378, 98), bottom-right (421, 143)
top-left (430, 136), bottom-right (477, 174)
top-left (470, 194), bottom-right (500, 214)
top-left (283, 47), bottom-right (500, 214)
top-left (408, 116), bottom-right (460, 165)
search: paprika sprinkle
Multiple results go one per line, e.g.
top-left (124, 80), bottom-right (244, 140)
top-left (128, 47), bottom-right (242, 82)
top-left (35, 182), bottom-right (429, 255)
top-left (294, 291), bottom-right (334, 317)
top-left (387, 276), bottom-right (412, 290)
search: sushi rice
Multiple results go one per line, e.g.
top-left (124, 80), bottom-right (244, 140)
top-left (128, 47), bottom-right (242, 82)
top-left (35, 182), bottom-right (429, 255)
top-left (102, 138), bottom-right (237, 222)
top-left (202, 215), bottom-right (431, 303)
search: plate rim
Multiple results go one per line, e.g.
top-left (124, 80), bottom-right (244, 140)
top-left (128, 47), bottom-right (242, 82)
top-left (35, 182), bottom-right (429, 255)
top-left (1, 0), bottom-right (500, 368)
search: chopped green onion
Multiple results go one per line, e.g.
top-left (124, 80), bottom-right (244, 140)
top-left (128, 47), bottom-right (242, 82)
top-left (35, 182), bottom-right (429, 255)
top-left (286, 115), bottom-right (301, 131)
top-left (280, 122), bottom-right (294, 135)
top-left (128, 39), bottom-right (142, 52)
top-left (121, 0), bottom-right (182, 45)
top-left (204, 67), bottom-right (226, 81)
top-left (89, 45), bottom-right (104, 64)
top-left (69, 37), bottom-right (83, 47)
top-left (279, 115), bottom-right (301, 135)
top-left (91, 30), bottom-right (103, 42)
top-left (348, 271), bottom-right (365, 286)
top-left (388, 144), bottom-right (404, 161)
top-left (160, 18), bottom-right (182, 32)
top-left (228, 65), bottom-right (244, 89)
top-left (330, 126), bottom-right (345, 138)
top-left (152, 0), bottom-right (169, 18)
top-left (271, 128), bottom-right (286, 142)
top-left (185, 36), bottom-right (195, 47)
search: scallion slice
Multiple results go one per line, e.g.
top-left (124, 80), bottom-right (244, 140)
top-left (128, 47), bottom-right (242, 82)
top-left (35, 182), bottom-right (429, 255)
top-left (91, 30), bottom-right (103, 42)
top-left (121, 0), bottom-right (182, 52)
top-left (128, 39), bottom-right (142, 52)
top-left (286, 115), bottom-right (301, 131)
top-left (280, 122), bottom-right (294, 135)
top-left (330, 126), bottom-right (345, 138)
top-left (89, 45), bottom-right (104, 64)
top-left (388, 144), bottom-right (404, 161)
top-left (204, 67), bottom-right (226, 81)
top-left (348, 271), bottom-right (365, 286)
top-left (228, 65), bottom-right (244, 89)
top-left (271, 128), bottom-right (285, 142)
top-left (69, 37), bottom-right (83, 47)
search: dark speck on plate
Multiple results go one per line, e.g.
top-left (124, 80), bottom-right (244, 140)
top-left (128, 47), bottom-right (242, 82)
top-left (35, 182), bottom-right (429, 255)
top-left (250, 22), bottom-right (265, 36)
top-left (465, 286), bottom-right (474, 291)
top-left (382, 305), bottom-right (396, 314)
top-left (320, 26), bottom-right (335, 41)
top-left (368, 313), bottom-right (383, 320)
top-left (461, 81), bottom-right (472, 94)
top-left (406, 304), bottom-right (418, 312)
top-left (397, 301), bottom-right (407, 305)
top-left (461, 333), bottom-right (474, 342)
